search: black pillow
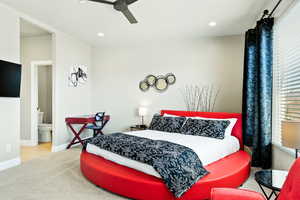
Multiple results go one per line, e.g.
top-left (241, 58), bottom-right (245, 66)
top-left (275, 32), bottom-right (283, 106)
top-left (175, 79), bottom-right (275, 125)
top-left (149, 115), bottom-right (186, 133)
top-left (180, 118), bottom-right (230, 139)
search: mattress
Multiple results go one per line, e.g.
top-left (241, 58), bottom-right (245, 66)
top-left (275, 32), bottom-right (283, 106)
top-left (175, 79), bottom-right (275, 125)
top-left (86, 130), bottom-right (240, 178)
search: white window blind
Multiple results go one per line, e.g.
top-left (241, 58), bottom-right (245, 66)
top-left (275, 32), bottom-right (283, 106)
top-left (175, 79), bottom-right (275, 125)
top-left (273, 1), bottom-right (300, 146)
top-left (280, 48), bottom-right (300, 121)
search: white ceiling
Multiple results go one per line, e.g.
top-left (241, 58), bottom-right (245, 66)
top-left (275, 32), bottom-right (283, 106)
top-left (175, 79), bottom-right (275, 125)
top-left (20, 19), bottom-right (50, 37)
top-left (1, 0), bottom-right (271, 46)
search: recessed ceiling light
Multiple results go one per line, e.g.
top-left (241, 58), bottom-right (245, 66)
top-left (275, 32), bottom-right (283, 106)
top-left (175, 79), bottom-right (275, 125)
top-left (97, 32), bottom-right (105, 37)
top-left (209, 21), bottom-right (217, 27)
top-left (79, 0), bottom-right (87, 4)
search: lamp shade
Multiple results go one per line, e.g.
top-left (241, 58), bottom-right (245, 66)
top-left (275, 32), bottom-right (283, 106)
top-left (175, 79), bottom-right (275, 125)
top-left (138, 107), bottom-right (147, 117)
top-left (282, 121), bottom-right (300, 149)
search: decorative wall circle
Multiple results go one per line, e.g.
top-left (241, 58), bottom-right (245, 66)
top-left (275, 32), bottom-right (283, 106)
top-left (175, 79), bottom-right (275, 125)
top-left (155, 76), bottom-right (168, 92)
top-left (139, 80), bottom-right (150, 92)
top-left (139, 73), bottom-right (176, 92)
top-left (165, 73), bottom-right (176, 85)
top-left (146, 75), bottom-right (157, 86)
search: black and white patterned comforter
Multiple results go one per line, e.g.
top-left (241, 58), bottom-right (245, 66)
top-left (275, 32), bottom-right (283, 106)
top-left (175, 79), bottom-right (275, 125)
top-left (85, 133), bottom-right (209, 198)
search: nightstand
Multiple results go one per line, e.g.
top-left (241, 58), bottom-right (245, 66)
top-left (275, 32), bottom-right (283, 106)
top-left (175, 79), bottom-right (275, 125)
top-left (130, 125), bottom-right (147, 131)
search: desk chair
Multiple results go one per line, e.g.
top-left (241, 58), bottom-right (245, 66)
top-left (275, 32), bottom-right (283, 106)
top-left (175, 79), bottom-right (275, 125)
top-left (86, 112), bottom-right (106, 137)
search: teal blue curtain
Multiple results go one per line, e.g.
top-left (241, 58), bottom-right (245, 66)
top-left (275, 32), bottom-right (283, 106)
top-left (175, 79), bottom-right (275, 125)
top-left (242, 18), bottom-right (274, 169)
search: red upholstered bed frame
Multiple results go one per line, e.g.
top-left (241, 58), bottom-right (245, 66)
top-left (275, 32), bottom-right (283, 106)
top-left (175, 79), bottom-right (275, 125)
top-left (81, 110), bottom-right (251, 200)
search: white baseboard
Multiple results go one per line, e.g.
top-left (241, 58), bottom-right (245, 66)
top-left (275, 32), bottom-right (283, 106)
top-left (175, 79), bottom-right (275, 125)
top-left (21, 140), bottom-right (37, 146)
top-left (0, 157), bottom-right (21, 172)
top-left (52, 143), bottom-right (68, 152)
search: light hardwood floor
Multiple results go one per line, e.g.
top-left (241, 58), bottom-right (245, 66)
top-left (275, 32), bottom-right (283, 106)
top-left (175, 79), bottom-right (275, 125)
top-left (20, 142), bottom-right (52, 162)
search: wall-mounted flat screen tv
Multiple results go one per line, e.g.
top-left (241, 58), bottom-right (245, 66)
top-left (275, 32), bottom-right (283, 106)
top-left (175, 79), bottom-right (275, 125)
top-left (0, 60), bottom-right (22, 98)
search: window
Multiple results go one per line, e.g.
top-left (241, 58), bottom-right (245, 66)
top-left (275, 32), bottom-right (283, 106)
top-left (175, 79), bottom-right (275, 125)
top-left (273, 1), bottom-right (300, 146)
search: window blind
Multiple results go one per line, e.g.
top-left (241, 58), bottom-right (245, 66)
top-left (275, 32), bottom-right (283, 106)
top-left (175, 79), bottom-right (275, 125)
top-left (280, 47), bottom-right (300, 121)
top-left (273, 1), bottom-right (300, 146)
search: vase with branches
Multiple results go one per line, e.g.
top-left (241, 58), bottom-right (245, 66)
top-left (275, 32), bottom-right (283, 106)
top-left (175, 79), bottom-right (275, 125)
top-left (180, 84), bottom-right (220, 112)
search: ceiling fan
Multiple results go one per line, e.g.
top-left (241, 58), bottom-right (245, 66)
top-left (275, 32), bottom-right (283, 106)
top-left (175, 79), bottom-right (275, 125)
top-left (87, 0), bottom-right (139, 24)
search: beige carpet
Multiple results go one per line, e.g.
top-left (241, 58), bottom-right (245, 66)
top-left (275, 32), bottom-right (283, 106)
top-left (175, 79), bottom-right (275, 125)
top-left (0, 147), bottom-right (270, 200)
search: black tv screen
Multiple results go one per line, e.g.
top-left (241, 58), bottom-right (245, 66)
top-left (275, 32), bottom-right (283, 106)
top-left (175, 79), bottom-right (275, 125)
top-left (0, 60), bottom-right (22, 97)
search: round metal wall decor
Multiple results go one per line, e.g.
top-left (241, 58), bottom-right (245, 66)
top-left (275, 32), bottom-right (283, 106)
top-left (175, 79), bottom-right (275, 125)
top-left (146, 75), bottom-right (157, 86)
top-left (155, 76), bottom-right (168, 92)
top-left (139, 80), bottom-right (150, 92)
top-left (165, 73), bottom-right (176, 85)
top-left (139, 73), bottom-right (176, 92)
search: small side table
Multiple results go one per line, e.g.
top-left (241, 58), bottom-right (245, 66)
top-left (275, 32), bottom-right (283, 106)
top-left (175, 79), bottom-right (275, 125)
top-left (255, 170), bottom-right (288, 200)
top-left (130, 125), bottom-right (147, 131)
top-left (65, 115), bottom-right (110, 149)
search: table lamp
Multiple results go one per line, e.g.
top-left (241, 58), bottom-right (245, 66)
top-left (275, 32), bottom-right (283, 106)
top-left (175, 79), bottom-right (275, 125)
top-left (282, 121), bottom-right (300, 159)
top-left (138, 107), bottom-right (147, 128)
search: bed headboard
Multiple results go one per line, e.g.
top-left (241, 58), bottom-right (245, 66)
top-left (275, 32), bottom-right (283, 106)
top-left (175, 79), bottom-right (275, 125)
top-left (160, 110), bottom-right (243, 150)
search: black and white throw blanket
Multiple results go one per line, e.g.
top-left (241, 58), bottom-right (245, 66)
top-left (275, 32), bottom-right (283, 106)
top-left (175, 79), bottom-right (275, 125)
top-left (84, 133), bottom-right (209, 198)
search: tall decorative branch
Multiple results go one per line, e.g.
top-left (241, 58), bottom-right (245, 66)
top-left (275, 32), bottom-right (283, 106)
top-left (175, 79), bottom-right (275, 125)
top-left (180, 84), bottom-right (220, 112)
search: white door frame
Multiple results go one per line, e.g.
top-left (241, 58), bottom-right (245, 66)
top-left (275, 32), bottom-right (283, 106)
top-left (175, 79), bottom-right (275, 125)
top-left (30, 60), bottom-right (53, 146)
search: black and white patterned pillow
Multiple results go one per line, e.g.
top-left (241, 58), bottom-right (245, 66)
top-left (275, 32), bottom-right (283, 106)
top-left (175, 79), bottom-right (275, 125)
top-left (180, 118), bottom-right (230, 139)
top-left (149, 115), bottom-right (186, 133)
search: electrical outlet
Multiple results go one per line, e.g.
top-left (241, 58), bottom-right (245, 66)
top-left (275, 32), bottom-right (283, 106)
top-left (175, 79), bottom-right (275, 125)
top-left (6, 144), bottom-right (12, 153)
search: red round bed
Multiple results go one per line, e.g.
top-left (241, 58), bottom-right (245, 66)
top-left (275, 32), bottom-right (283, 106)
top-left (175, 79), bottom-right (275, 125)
top-left (81, 110), bottom-right (251, 200)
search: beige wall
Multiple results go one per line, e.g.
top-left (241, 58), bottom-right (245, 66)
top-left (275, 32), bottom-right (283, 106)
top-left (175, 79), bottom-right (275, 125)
top-left (91, 35), bottom-right (245, 132)
top-left (52, 32), bottom-right (92, 148)
top-left (273, 145), bottom-right (294, 170)
top-left (0, 4), bottom-right (20, 163)
top-left (20, 35), bottom-right (52, 140)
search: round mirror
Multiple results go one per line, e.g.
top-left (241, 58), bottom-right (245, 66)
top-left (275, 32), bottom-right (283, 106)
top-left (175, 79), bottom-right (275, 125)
top-left (146, 75), bottom-right (157, 86)
top-left (166, 73), bottom-right (176, 85)
top-left (155, 76), bottom-right (168, 92)
top-left (139, 80), bottom-right (150, 92)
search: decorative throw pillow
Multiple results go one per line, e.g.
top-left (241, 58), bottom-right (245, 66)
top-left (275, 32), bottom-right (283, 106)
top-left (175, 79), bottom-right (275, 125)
top-left (149, 115), bottom-right (186, 133)
top-left (180, 118), bottom-right (230, 139)
top-left (183, 117), bottom-right (237, 138)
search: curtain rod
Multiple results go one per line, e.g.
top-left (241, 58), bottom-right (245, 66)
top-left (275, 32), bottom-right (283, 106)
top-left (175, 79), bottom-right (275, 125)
top-left (260, 0), bottom-right (283, 20)
top-left (269, 0), bottom-right (283, 17)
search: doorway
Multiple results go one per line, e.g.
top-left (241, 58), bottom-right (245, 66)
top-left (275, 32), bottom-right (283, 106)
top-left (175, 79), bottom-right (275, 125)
top-left (31, 61), bottom-right (53, 146)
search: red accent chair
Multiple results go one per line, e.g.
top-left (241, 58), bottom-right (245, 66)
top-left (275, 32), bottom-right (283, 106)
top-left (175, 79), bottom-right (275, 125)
top-left (211, 158), bottom-right (300, 200)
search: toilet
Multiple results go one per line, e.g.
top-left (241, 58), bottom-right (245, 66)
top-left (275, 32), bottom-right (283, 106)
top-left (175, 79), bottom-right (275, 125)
top-left (38, 112), bottom-right (52, 143)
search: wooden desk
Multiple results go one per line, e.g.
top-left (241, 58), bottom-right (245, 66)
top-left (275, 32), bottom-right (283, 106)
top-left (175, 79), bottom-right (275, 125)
top-left (65, 115), bottom-right (110, 149)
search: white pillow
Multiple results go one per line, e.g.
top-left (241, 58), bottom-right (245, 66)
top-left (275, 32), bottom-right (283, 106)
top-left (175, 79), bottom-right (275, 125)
top-left (163, 113), bottom-right (237, 137)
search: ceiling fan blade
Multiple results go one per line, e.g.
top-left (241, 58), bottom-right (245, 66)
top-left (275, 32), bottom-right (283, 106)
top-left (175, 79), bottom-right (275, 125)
top-left (88, 0), bottom-right (114, 5)
top-left (126, 0), bottom-right (138, 5)
top-left (120, 8), bottom-right (138, 24)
